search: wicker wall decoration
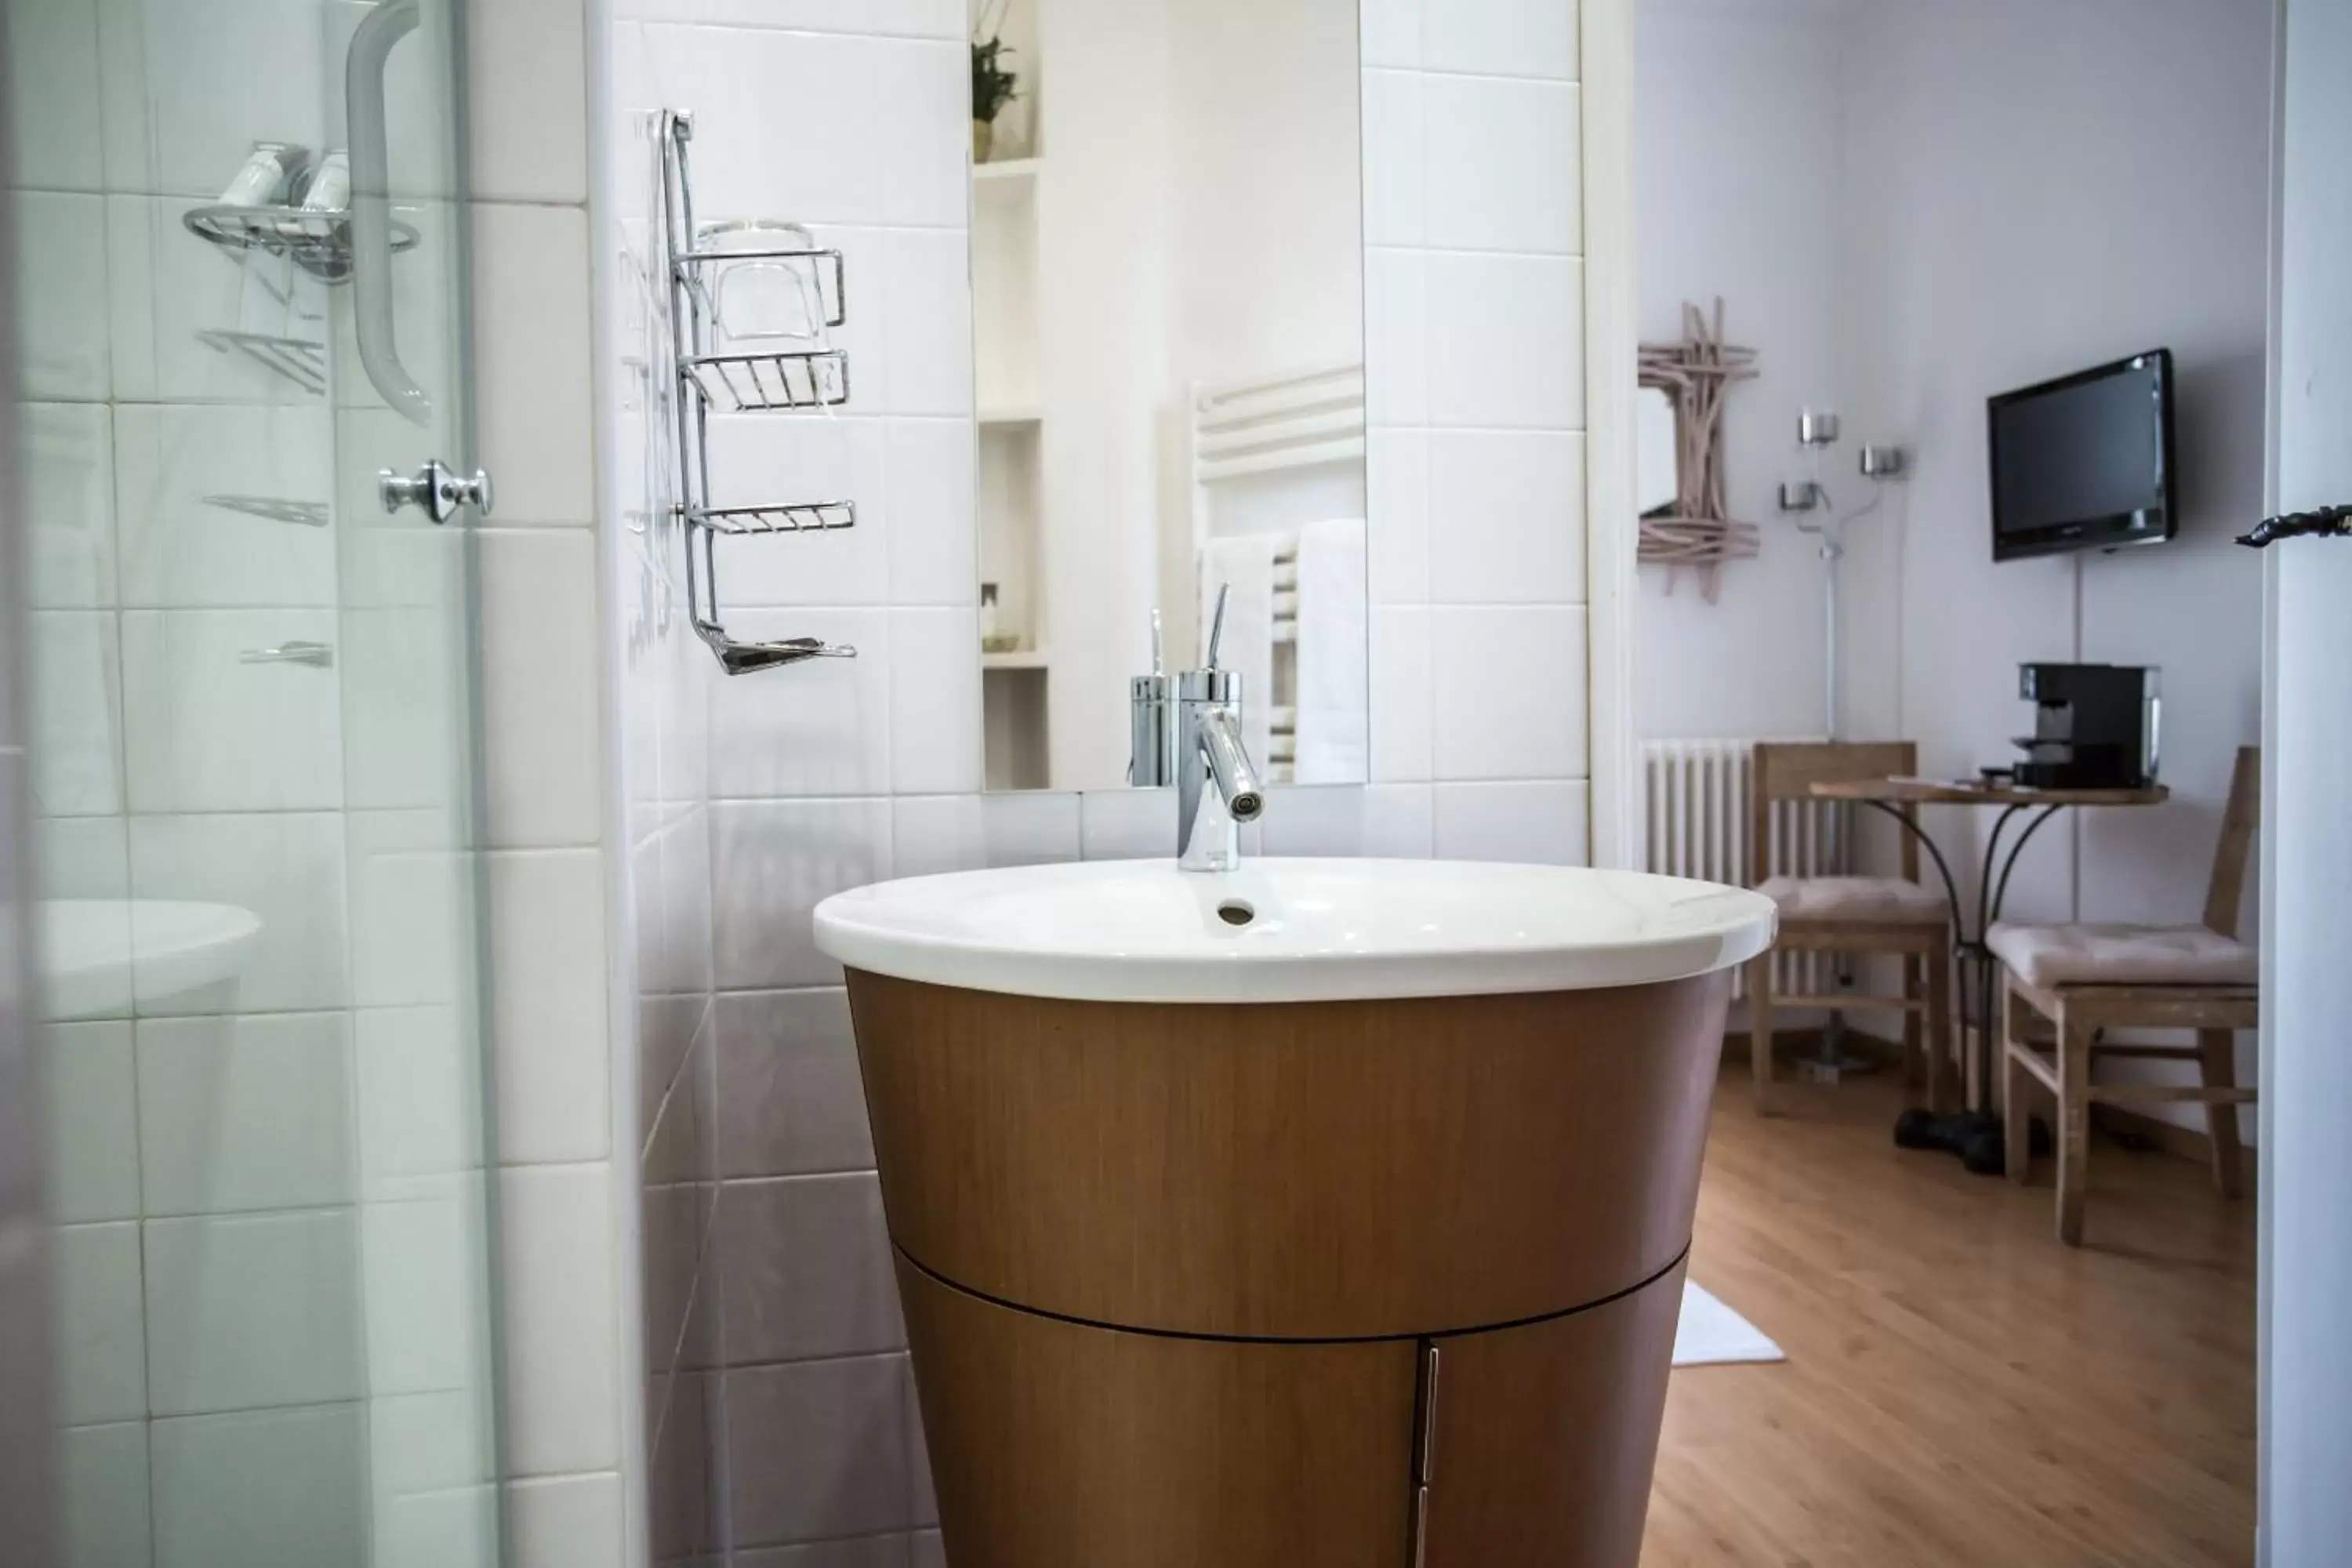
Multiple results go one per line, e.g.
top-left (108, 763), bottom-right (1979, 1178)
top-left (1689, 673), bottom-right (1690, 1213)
top-left (1638, 298), bottom-right (1759, 600)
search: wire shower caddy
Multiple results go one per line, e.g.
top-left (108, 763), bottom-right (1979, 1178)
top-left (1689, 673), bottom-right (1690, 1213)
top-left (659, 107), bottom-right (858, 673)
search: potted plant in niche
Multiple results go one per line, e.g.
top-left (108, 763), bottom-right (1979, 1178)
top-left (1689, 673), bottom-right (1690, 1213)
top-left (971, 9), bottom-right (1019, 165)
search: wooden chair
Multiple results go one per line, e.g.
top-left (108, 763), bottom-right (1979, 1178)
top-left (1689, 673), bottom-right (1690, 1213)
top-left (1747, 742), bottom-right (1954, 1116)
top-left (1996, 747), bottom-right (2260, 1246)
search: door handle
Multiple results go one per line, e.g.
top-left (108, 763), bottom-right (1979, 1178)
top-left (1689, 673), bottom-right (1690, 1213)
top-left (347, 0), bottom-right (431, 426)
top-left (2238, 504), bottom-right (2352, 546)
top-left (380, 458), bottom-right (495, 523)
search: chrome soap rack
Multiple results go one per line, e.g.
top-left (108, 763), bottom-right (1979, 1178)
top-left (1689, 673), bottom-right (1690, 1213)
top-left (659, 109), bottom-right (858, 673)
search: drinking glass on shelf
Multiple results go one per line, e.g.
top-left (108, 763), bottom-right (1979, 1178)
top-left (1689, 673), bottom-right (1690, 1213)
top-left (695, 220), bottom-right (837, 349)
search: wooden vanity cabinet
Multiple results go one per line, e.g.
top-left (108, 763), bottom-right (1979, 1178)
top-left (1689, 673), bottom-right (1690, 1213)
top-left (1417, 1262), bottom-right (1687, 1568)
top-left (899, 1259), bottom-right (1420, 1568)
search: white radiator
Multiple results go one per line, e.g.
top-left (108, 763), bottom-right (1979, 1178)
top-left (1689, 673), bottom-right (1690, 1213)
top-left (1642, 739), bottom-right (1840, 999)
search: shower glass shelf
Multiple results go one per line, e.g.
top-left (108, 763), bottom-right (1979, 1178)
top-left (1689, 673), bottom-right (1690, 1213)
top-left (681, 348), bottom-right (850, 412)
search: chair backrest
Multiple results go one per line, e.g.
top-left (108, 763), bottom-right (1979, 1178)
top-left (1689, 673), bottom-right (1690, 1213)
top-left (2203, 746), bottom-right (2261, 938)
top-left (1749, 741), bottom-right (1919, 888)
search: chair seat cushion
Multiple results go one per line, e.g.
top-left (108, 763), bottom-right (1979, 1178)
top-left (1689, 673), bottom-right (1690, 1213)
top-left (1987, 923), bottom-right (2258, 989)
top-left (1757, 875), bottom-right (1947, 924)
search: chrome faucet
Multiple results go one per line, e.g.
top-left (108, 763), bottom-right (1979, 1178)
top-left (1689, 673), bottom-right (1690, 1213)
top-left (1176, 585), bottom-right (1266, 872)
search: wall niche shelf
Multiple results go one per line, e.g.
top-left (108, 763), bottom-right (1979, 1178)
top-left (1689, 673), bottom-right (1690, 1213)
top-left (661, 107), bottom-right (858, 673)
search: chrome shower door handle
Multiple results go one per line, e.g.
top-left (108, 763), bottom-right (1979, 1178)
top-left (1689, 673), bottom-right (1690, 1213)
top-left (347, 0), bottom-right (431, 426)
top-left (379, 458), bottom-right (495, 523)
top-left (240, 641), bottom-right (336, 667)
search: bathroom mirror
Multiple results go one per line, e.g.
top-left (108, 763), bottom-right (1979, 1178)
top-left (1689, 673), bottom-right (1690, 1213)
top-left (971, 0), bottom-right (1370, 792)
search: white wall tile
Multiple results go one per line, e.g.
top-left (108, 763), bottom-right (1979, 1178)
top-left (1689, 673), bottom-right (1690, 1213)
top-left (362, 1185), bottom-right (493, 1396)
top-left (1428, 253), bottom-right (1585, 430)
top-left (15, 193), bottom-right (109, 399)
top-left (1360, 0), bottom-right (1425, 68)
top-left (472, 203), bottom-right (596, 523)
top-left (1424, 77), bottom-right (1582, 254)
top-left (357, 1007), bottom-right (483, 1195)
top-left (622, 0), bottom-right (959, 29)
top-left (469, 0), bottom-right (590, 204)
top-left (719, 1173), bottom-right (903, 1363)
top-left (981, 790), bottom-right (1080, 867)
top-left (889, 608), bottom-right (982, 794)
top-left (149, 1406), bottom-right (365, 1568)
top-left (488, 850), bottom-right (612, 1164)
top-left (882, 228), bottom-right (975, 417)
top-left (726, 1355), bottom-right (912, 1546)
top-left (96, 0), bottom-right (327, 198)
top-left (119, 610), bottom-right (345, 813)
top-left (44, 1022), bottom-right (140, 1221)
top-left (1363, 783), bottom-right (1436, 858)
top-left (1425, 0), bottom-right (1581, 81)
top-left (24, 402), bottom-right (117, 610)
top-left (1363, 71), bottom-right (1426, 249)
top-left (53, 1222), bottom-right (147, 1425)
top-left (1369, 605), bottom-right (1432, 782)
top-left (1431, 604), bottom-right (1588, 780)
top-left (637, 25), bottom-right (887, 226)
top-left (30, 609), bottom-right (123, 816)
top-left (910, 1531), bottom-right (945, 1568)
top-left (7, 0), bottom-right (104, 190)
top-left (1364, 248), bottom-right (1429, 429)
top-left (704, 415), bottom-right (890, 607)
top-left (135, 1012), bottom-right (356, 1214)
top-left (1367, 429), bottom-right (1429, 607)
top-left (1080, 788), bottom-right (1174, 862)
top-left (1433, 779), bottom-right (1589, 865)
top-left (129, 813), bottom-right (350, 1013)
top-left (708, 610), bottom-right (891, 798)
top-left (61, 1421), bottom-right (151, 1568)
top-left (904, 1353), bottom-right (935, 1526)
top-left (715, 988), bottom-right (874, 1178)
top-left (347, 808), bottom-right (472, 1011)
top-left (499, 1163), bottom-right (622, 1476)
top-left (876, 37), bottom-right (971, 227)
top-left (1258, 786), bottom-right (1368, 858)
top-left (143, 1210), bottom-right (365, 1414)
top-left (712, 798), bottom-right (891, 989)
top-left (1428, 431), bottom-right (1586, 604)
top-left (886, 417), bottom-right (979, 607)
top-left (509, 1472), bottom-right (625, 1568)
top-left (111, 405), bottom-right (336, 608)
top-left (889, 794), bottom-right (985, 877)
top-left (480, 529), bottom-right (604, 847)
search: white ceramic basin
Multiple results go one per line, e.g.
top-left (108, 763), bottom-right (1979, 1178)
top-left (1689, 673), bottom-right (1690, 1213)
top-left (37, 899), bottom-right (265, 1021)
top-left (814, 858), bottom-right (1776, 1004)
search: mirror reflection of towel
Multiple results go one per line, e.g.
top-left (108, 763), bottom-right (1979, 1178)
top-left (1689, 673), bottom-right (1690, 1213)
top-left (1294, 517), bottom-right (1367, 783)
top-left (1200, 535), bottom-right (1276, 768)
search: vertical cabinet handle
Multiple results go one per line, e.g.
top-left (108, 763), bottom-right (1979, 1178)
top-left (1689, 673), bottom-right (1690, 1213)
top-left (347, 0), bottom-right (432, 426)
top-left (1410, 1342), bottom-right (1440, 1567)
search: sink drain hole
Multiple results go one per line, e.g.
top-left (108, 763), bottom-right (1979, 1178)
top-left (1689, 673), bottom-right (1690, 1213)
top-left (1217, 900), bottom-right (1256, 927)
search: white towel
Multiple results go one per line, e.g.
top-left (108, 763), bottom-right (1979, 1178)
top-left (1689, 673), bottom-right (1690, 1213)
top-left (1199, 535), bottom-right (1278, 770)
top-left (1293, 517), bottom-right (1368, 783)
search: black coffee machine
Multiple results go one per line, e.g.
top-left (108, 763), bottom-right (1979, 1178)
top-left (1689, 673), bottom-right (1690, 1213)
top-left (2010, 662), bottom-right (2160, 788)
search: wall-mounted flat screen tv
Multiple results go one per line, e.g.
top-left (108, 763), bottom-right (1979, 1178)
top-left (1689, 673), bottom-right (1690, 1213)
top-left (1988, 348), bottom-right (2176, 561)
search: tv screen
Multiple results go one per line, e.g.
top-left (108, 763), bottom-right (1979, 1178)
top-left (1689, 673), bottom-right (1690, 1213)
top-left (1987, 349), bottom-right (2176, 561)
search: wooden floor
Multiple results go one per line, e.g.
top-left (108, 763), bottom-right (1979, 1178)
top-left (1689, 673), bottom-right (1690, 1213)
top-left (1645, 1067), bottom-right (2256, 1567)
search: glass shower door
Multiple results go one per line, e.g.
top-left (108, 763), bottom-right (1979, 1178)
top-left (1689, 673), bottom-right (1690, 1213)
top-left (8, 0), bottom-right (499, 1563)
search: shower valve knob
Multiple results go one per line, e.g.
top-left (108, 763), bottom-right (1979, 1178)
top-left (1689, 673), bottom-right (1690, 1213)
top-left (379, 458), bottom-right (495, 524)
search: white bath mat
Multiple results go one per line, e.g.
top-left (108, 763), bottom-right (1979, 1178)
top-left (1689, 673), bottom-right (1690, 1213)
top-left (1671, 1281), bottom-right (1785, 1367)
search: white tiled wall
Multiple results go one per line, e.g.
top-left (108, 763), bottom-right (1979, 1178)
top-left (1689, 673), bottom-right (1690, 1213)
top-left (592, 0), bottom-right (1595, 1563)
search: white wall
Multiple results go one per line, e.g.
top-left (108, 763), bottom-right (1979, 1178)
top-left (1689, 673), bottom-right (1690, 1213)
top-left (1634, 0), bottom-right (1853, 741)
top-left (1838, 0), bottom-right (2270, 1123)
